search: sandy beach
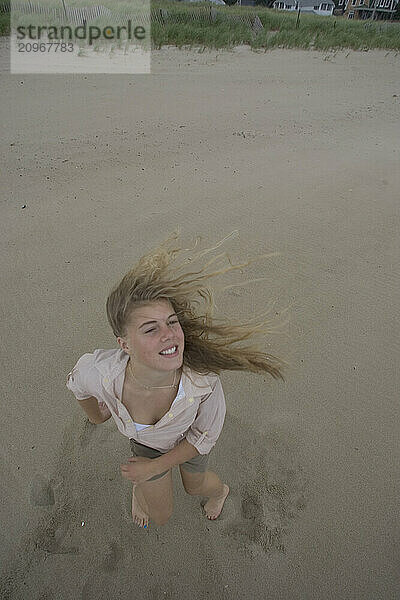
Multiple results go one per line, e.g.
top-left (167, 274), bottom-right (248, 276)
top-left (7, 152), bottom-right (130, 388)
top-left (1, 43), bottom-right (399, 599)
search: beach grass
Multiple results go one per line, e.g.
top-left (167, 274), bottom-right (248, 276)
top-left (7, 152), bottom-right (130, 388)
top-left (0, 11), bottom-right (8, 35)
top-left (151, 1), bottom-right (400, 51)
top-left (1, 0), bottom-right (399, 51)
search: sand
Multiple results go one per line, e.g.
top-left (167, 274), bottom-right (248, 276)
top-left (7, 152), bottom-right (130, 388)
top-left (1, 42), bottom-right (399, 599)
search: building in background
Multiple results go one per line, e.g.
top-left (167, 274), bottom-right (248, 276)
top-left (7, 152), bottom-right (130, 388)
top-left (337, 0), bottom-right (399, 19)
top-left (272, 0), bottom-right (335, 15)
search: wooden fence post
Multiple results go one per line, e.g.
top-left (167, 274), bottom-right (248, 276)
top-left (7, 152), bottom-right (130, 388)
top-left (61, 0), bottom-right (68, 21)
top-left (296, 7), bottom-right (300, 28)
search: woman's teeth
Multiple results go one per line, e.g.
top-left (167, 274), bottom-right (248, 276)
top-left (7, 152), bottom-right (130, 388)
top-left (160, 346), bottom-right (177, 355)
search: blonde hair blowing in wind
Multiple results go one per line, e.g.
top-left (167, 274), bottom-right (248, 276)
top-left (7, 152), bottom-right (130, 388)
top-left (106, 229), bottom-right (289, 382)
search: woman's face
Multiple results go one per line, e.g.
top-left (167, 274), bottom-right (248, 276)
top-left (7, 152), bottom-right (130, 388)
top-left (118, 299), bottom-right (185, 373)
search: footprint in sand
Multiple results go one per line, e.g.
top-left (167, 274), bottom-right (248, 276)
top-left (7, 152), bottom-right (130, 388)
top-left (79, 418), bottom-right (98, 450)
top-left (221, 463), bottom-right (308, 553)
top-left (32, 507), bottom-right (79, 555)
top-left (101, 541), bottom-right (124, 573)
top-left (30, 475), bottom-right (55, 507)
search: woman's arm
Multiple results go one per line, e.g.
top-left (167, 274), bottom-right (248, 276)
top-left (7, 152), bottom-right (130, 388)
top-left (77, 396), bottom-right (111, 424)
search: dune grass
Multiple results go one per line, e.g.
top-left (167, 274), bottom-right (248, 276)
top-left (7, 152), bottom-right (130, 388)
top-left (151, 1), bottom-right (400, 51)
top-left (0, 12), bottom-right (8, 36)
top-left (1, 0), bottom-right (399, 51)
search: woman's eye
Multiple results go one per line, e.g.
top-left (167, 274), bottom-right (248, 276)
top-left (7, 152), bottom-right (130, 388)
top-left (145, 320), bottom-right (179, 334)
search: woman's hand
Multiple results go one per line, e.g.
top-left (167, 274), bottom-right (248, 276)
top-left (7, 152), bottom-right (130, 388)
top-left (120, 456), bottom-right (159, 484)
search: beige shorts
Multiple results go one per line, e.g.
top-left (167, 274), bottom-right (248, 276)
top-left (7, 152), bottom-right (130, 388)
top-left (129, 439), bottom-right (209, 481)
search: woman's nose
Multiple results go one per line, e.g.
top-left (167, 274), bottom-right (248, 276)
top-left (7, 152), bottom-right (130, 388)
top-left (160, 325), bottom-right (172, 338)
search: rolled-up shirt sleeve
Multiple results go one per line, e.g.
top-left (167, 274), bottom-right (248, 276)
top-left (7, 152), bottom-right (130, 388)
top-left (185, 377), bottom-right (226, 455)
top-left (66, 353), bottom-right (95, 401)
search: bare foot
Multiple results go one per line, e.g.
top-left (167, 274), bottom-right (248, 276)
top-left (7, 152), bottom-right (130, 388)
top-left (131, 485), bottom-right (149, 529)
top-left (203, 484), bottom-right (230, 520)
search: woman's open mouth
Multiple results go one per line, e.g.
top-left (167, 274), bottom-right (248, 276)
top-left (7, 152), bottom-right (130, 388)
top-left (159, 345), bottom-right (179, 358)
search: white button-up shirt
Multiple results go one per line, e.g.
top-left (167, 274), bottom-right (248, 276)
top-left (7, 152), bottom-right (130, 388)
top-left (66, 348), bottom-right (226, 455)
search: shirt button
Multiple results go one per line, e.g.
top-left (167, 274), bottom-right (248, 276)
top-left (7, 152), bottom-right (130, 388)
top-left (127, 419), bottom-right (132, 423)
top-left (204, 431), bottom-right (208, 435)
top-left (188, 398), bottom-right (194, 403)
top-left (168, 413), bottom-right (173, 418)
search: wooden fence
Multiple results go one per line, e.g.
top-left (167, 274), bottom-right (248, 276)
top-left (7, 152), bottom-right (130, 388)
top-left (1, 1), bottom-right (259, 30)
top-left (2, 1), bottom-right (398, 29)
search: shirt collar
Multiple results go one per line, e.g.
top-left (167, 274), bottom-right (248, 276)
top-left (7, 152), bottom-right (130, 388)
top-left (93, 348), bottom-right (213, 398)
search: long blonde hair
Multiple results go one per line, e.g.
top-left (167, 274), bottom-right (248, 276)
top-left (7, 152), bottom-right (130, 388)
top-left (106, 229), bottom-right (288, 381)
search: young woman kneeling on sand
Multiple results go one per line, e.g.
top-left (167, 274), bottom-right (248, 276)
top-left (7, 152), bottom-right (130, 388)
top-left (66, 230), bottom-right (286, 529)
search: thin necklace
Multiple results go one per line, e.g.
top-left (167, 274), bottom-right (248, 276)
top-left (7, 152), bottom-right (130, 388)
top-left (128, 358), bottom-right (177, 390)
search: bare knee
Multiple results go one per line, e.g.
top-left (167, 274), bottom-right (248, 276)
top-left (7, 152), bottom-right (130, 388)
top-left (181, 468), bottom-right (206, 496)
top-left (133, 468), bottom-right (174, 527)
